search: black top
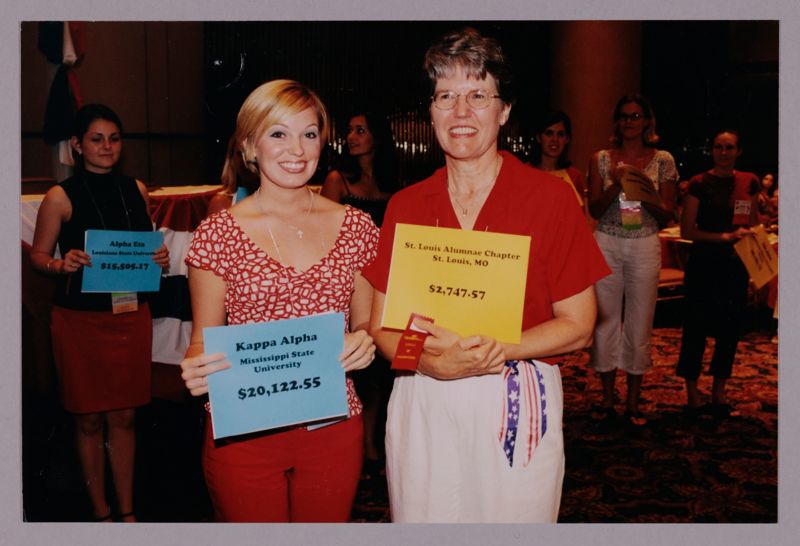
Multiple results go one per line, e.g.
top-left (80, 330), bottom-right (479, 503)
top-left (340, 194), bottom-right (389, 228)
top-left (687, 170), bottom-right (758, 258)
top-left (339, 174), bottom-right (389, 227)
top-left (54, 171), bottom-right (154, 311)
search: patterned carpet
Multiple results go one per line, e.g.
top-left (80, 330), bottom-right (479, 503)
top-left (350, 327), bottom-right (778, 523)
top-left (23, 326), bottom-right (777, 523)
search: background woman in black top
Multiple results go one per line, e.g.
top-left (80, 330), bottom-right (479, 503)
top-left (320, 108), bottom-right (400, 470)
top-left (676, 130), bottom-right (759, 418)
top-left (30, 104), bottom-right (169, 522)
top-left (321, 108), bottom-right (400, 227)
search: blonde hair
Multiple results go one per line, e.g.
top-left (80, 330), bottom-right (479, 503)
top-left (235, 79), bottom-right (328, 174)
top-left (220, 135), bottom-right (259, 194)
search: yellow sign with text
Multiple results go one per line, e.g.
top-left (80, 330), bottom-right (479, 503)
top-left (734, 224), bottom-right (778, 289)
top-left (382, 223), bottom-right (531, 343)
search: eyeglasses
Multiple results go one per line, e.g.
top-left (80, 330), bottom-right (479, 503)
top-left (431, 89), bottom-right (501, 110)
top-left (616, 112), bottom-right (645, 122)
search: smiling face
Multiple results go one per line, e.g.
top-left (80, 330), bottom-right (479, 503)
top-left (346, 115), bottom-right (375, 157)
top-left (429, 65), bottom-right (511, 163)
top-left (537, 121), bottom-right (570, 161)
top-left (711, 132), bottom-right (741, 171)
top-left (72, 119), bottom-right (122, 174)
top-left (251, 107), bottom-right (322, 188)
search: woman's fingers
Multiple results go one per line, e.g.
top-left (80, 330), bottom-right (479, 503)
top-left (152, 244), bottom-right (170, 268)
top-left (180, 352), bottom-right (229, 396)
top-left (419, 321), bottom-right (462, 353)
top-left (340, 330), bottom-right (376, 371)
top-left (63, 250), bottom-right (92, 272)
top-left (343, 344), bottom-right (377, 372)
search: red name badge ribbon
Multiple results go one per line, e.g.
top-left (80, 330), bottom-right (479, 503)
top-left (391, 313), bottom-right (433, 371)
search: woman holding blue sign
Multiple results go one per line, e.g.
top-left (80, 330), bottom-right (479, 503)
top-left (364, 28), bottom-right (610, 522)
top-left (30, 103), bottom-right (170, 522)
top-left (179, 79), bottom-right (379, 522)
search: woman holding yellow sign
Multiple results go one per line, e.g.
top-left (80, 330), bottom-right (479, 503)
top-left (179, 80), bottom-right (379, 522)
top-left (586, 94), bottom-right (678, 428)
top-left (676, 130), bottom-right (759, 418)
top-left (364, 28), bottom-right (609, 522)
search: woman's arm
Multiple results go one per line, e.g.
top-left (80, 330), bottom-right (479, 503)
top-left (179, 266), bottom-right (231, 396)
top-left (30, 186), bottom-right (91, 275)
top-left (321, 170), bottom-right (346, 202)
top-left (368, 289), bottom-right (506, 381)
top-left (340, 272), bottom-right (377, 371)
top-left (587, 152), bottom-right (621, 219)
top-left (502, 285), bottom-right (596, 361)
top-left (369, 286), bottom-right (595, 381)
top-left (680, 194), bottom-right (750, 243)
top-left (369, 290), bottom-right (402, 362)
top-left (642, 174), bottom-right (676, 225)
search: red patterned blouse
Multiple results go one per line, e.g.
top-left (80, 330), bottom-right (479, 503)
top-left (186, 205), bottom-right (380, 417)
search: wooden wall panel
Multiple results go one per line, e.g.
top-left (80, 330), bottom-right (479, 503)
top-left (20, 21), bottom-right (206, 185)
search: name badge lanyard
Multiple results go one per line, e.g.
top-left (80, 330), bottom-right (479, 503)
top-left (79, 176), bottom-right (136, 309)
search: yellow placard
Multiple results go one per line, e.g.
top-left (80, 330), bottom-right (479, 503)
top-left (619, 165), bottom-right (662, 206)
top-left (382, 223), bottom-right (531, 343)
top-left (734, 225), bottom-right (778, 289)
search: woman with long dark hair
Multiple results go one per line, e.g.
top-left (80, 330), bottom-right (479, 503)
top-left (530, 109), bottom-right (586, 212)
top-left (321, 109), bottom-right (400, 227)
top-left (321, 109), bottom-right (400, 471)
top-left (30, 104), bottom-right (170, 522)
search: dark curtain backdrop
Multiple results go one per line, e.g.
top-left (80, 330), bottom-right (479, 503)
top-left (203, 20), bottom-right (777, 186)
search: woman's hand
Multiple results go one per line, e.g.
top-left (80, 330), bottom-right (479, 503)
top-left (413, 318), bottom-right (506, 380)
top-left (340, 329), bottom-right (376, 372)
top-left (152, 243), bottom-right (170, 272)
top-left (609, 164), bottom-right (625, 187)
top-left (723, 226), bottom-right (752, 242)
top-left (59, 249), bottom-right (92, 274)
top-left (180, 352), bottom-right (230, 396)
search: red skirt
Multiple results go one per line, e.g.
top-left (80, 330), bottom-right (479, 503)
top-left (50, 303), bottom-right (152, 414)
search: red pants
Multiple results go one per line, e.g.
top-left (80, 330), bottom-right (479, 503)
top-left (203, 415), bottom-right (364, 522)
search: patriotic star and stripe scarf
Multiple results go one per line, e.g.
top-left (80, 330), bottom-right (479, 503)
top-left (499, 360), bottom-right (548, 467)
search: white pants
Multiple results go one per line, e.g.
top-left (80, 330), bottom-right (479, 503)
top-left (385, 361), bottom-right (564, 523)
top-left (589, 231), bottom-right (661, 375)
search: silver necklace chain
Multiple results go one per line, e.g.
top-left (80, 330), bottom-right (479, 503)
top-left (256, 186), bottom-right (314, 239)
top-left (255, 186), bottom-right (329, 267)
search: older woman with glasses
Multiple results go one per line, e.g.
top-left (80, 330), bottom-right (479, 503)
top-left (587, 94), bottom-right (678, 428)
top-left (363, 27), bottom-right (609, 523)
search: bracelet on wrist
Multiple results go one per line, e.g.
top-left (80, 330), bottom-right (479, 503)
top-left (46, 258), bottom-right (57, 273)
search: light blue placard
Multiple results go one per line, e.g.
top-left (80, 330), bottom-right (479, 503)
top-left (81, 229), bottom-right (163, 293)
top-left (203, 312), bottom-right (348, 439)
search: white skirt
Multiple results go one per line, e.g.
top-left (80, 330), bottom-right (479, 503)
top-left (385, 360), bottom-right (564, 523)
